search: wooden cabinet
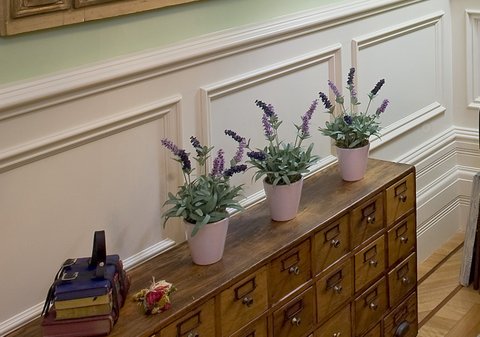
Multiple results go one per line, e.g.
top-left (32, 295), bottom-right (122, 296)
top-left (8, 159), bottom-right (418, 337)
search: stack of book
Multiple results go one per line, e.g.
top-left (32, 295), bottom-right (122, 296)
top-left (41, 261), bottom-right (127, 337)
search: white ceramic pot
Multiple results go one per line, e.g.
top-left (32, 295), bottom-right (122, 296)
top-left (263, 177), bottom-right (303, 221)
top-left (335, 143), bottom-right (370, 181)
top-left (184, 218), bottom-right (229, 265)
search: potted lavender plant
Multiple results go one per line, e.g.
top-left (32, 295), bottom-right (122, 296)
top-left (161, 131), bottom-right (247, 265)
top-left (318, 67), bottom-right (389, 181)
top-left (245, 99), bottom-right (319, 221)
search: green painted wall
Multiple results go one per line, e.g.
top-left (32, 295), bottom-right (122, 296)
top-left (0, 0), bottom-right (343, 85)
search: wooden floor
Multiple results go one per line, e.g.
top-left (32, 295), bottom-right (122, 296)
top-left (418, 232), bottom-right (480, 337)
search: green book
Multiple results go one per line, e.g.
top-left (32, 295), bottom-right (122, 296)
top-left (54, 292), bottom-right (111, 310)
top-left (55, 302), bottom-right (113, 320)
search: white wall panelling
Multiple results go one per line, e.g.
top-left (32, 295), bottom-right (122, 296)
top-left (200, 45), bottom-right (341, 200)
top-left (2, 0), bottom-right (478, 334)
top-left (352, 12), bottom-right (446, 149)
top-left (466, 10), bottom-right (480, 109)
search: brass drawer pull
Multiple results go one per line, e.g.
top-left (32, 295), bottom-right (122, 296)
top-left (401, 276), bottom-right (410, 285)
top-left (291, 317), bottom-right (301, 326)
top-left (333, 284), bottom-right (343, 294)
top-left (368, 259), bottom-right (378, 267)
top-left (369, 302), bottom-right (378, 310)
top-left (399, 194), bottom-right (407, 202)
top-left (187, 332), bottom-right (199, 337)
top-left (289, 266), bottom-right (300, 275)
top-left (367, 215), bottom-right (375, 224)
top-left (242, 296), bottom-right (254, 307)
top-left (400, 236), bottom-right (409, 244)
top-left (330, 239), bottom-right (341, 248)
top-left (333, 333), bottom-right (342, 337)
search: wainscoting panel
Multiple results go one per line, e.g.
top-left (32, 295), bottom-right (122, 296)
top-left (466, 10), bottom-right (480, 109)
top-left (200, 45), bottom-right (341, 197)
top-left (0, 97), bottom-right (183, 327)
top-left (352, 12), bottom-right (445, 127)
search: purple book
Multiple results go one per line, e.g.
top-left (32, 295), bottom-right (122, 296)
top-left (42, 308), bottom-right (115, 337)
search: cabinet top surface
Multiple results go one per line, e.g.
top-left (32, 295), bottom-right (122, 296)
top-left (9, 159), bottom-right (414, 337)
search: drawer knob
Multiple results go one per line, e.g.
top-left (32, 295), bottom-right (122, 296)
top-left (291, 317), bottom-right (301, 326)
top-left (394, 321), bottom-right (410, 337)
top-left (330, 239), bottom-right (341, 248)
top-left (333, 284), bottom-right (343, 294)
top-left (242, 296), bottom-right (254, 307)
top-left (401, 276), bottom-right (410, 285)
top-left (333, 333), bottom-right (342, 337)
top-left (400, 236), bottom-right (409, 244)
top-left (399, 194), bottom-right (407, 202)
top-left (368, 259), bottom-right (378, 267)
top-left (367, 215), bottom-right (375, 224)
top-left (289, 266), bottom-right (300, 275)
top-left (369, 302), bottom-right (378, 310)
top-left (187, 332), bottom-right (199, 337)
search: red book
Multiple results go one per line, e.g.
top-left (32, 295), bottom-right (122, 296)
top-left (41, 308), bottom-right (115, 337)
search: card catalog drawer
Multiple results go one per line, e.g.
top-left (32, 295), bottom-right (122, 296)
top-left (314, 214), bottom-right (350, 274)
top-left (388, 253), bottom-right (416, 307)
top-left (230, 316), bottom-right (268, 337)
top-left (315, 304), bottom-right (351, 337)
top-left (386, 173), bottom-right (415, 227)
top-left (220, 266), bottom-right (268, 336)
top-left (384, 292), bottom-right (418, 337)
top-left (160, 298), bottom-right (215, 337)
top-left (269, 239), bottom-right (311, 304)
top-left (316, 258), bottom-right (353, 322)
top-left (354, 277), bottom-right (387, 336)
top-left (387, 213), bottom-right (416, 267)
top-left (351, 193), bottom-right (384, 248)
top-left (354, 235), bottom-right (385, 292)
top-left (273, 287), bottom-right (315, 337)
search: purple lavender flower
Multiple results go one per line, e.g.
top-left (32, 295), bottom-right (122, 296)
top-left (233, 138), bottom-right (246, 164)
top-left (300, 99), bottom-right (318, 137)
top-left (376, 99), bottom-right (390, 115)
top-left (370, 79), bottom-right (385, 96)
top-left (328, 80), bottom-right (342, 98)
top-left (344, 115), bottom-right (353, 125)
top-left (224, 130), bottom-right (246, 164)
top-left (347, 68), bottom-right (355, 86)
top-left (224, 164), bottom-right (247, 177)
top-left (247, 151), bottom-right (267, 161)
top-left (190, 136), bottom-right (201, 149)
top-left (224, 130), bottom-right (244, 143)
top-left (211, 149), bottom-right (225, 177)
top-left (161, 138), bottom-right (191, 171)
top-left (190, 136), bottom-right (202, 156)
top-left (318, 92), bottom-right (333, 110)
top-left (255, 100), bottom-right (276, 117)
top-left (262, 113), bottom-right (274, 139)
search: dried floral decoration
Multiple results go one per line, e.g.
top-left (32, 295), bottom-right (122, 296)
top-left (133, 278), bottom-right (176, 315)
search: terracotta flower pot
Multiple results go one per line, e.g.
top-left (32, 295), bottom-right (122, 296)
top-left (184, 218), bottom-right (229, 265)
top-left (335, 143), bottom-right (370, 181)
top-left (263, 177), bottom-right (304, 221)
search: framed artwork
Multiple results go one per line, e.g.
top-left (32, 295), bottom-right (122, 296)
top-left (1, 0), bottom-right (200, 36)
